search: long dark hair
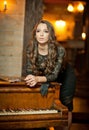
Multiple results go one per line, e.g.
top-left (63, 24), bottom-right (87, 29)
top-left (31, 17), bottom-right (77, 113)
top-left (27, 20), bottom-right (59, 75)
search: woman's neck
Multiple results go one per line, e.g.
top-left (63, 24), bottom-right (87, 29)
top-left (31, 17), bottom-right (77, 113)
top-left (38, 44), bottom-right (48, 56)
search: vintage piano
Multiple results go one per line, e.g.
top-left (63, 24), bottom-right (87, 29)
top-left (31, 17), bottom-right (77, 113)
top-left (0, 77), bottom-right (68, 129)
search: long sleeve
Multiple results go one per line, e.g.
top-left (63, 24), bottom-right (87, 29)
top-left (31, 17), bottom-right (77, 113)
top-left (45, 46), bottom-right (65, 82)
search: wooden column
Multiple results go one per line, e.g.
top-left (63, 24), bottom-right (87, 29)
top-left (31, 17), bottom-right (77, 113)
top-left (22, 0), bottom-right (43, 76)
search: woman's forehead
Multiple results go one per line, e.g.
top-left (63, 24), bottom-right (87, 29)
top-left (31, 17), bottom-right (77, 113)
top-left (37, 23), bottom-right (48, 29)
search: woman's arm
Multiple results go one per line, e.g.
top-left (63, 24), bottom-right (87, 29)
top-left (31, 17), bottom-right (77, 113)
top-left (36, 76), bottom-right (47, 82)
top-left (25, 45), bottom-right (65, 86)
top-left (25, 46), bottom-right (47, 86)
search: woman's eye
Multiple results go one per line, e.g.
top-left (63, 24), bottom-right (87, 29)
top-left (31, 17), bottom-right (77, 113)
top-left (36, 30), bottom-right (40, 32)
top-left (44, 30), bottom-right (49, 33)
top-left (36, 30), bottom-right (49, 33)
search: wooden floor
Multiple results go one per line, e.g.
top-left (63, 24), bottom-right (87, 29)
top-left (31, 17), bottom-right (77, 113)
top-left (71, 123), bottom-right (89, 130)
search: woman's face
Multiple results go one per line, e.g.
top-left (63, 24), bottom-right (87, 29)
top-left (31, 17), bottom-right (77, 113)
top-left (35, 23), bottom-right (50, 44)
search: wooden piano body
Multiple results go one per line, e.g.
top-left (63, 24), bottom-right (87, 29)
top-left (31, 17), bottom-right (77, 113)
top-left (0, 80), bottom-right (68, 129)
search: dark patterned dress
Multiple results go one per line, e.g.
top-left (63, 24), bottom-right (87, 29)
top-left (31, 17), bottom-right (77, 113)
top-left (26, 45), bottom-right (76, 111)
top-left (26, 45), bottom-right (65, 81)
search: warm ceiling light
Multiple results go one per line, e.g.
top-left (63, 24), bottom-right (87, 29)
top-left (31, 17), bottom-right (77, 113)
top-left (67, 1), bottom-right (86, 13)
top-left (67, 4), bottom-right (74, 12)
top-left (55, 20), bottom-right (66, 27)
top-left (77, 3), bottom-right (84, 12)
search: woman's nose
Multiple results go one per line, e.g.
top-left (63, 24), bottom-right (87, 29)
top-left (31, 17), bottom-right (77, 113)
top-left (40, 32), bottom-right (44, 36)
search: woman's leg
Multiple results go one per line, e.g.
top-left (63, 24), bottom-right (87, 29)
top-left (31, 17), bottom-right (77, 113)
top-left (64, 111), bottom-right (72, 130)
top-left (60, 111), bottom-right (72, 130)
top-left (68, 111), bottom-right (72, 130)
top-left (49, 111), bottom-right (72, 130)
top-left (57, 63), bottom-right (76, 130)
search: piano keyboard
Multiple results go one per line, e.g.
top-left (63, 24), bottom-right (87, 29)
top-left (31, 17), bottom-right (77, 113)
top-left (0, 109), bottom-right (58, 116)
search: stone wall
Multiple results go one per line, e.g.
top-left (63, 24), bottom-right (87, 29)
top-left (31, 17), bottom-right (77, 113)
top-left (0, 0), bottom-right (25, 77)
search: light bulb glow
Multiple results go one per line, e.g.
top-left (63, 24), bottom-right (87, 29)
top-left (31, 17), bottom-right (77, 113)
top-left (55, 20), bottom-right (66, 27)
top-left (67, 4), bottom-right (74, 12)
top-left (82, 32), bottom-right (86, 40)
top-left (77, 3), bottom-right (84, 12)
top-left (4, 0), bottom-right (7, 10)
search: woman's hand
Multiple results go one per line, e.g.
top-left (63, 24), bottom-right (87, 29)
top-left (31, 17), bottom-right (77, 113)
top-left (24, 75), bottom-right (47, 87)
top-left (24, 74), bottom-right (38, 87)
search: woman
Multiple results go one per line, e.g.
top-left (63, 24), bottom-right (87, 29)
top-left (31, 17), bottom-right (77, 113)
top-left (25, 20), bottom-right (76, 130)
